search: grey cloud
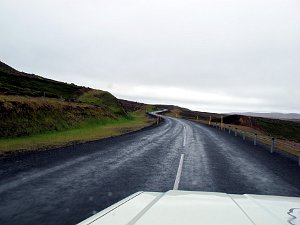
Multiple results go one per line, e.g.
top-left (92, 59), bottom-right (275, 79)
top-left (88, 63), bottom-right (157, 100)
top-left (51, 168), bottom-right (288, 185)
top-left (0, 0), bottom-right (299, 113)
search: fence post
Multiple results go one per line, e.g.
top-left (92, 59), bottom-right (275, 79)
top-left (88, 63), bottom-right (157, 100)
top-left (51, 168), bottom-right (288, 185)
top-left (221, 116), bottom-right (223, 130)
top-left (254, 134), bottom-right (257, 146)
top-left (271, 137), bottom-right (275, 153)
top-left (243, 132), bottom-right (245, 140)
top-left (235, 128), bottom-right (237, 137)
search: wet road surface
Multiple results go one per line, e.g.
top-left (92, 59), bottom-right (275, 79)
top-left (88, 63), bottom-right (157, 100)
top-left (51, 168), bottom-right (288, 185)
top-left (1, 115), bottom-right (300, 225)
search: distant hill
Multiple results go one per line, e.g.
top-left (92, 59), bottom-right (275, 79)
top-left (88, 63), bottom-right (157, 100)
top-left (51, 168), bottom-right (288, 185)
top-left (222, 114), bottom-right (300, 142)
top-left (234, 112), bottom-right (300, 121)
top-left (119, 100), bottom-right (221, 120)
top-left (0, 61), bottom-right (126, 137)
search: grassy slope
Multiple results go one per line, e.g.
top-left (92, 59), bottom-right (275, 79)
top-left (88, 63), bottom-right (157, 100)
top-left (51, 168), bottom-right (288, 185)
top-left (0, 61), bottom-right (155, 155)
top-left (79, 90), bottom-right (126, 116)
top-left (0, 106), bottom-right (155, 156)
top-left (255, 117), bottom-right (300, 142)
top-left (222, 114), bottom-right (300, 142)
top-left (0, 61), bottom-right (127, 138)
top-left (0, 62), bottom-right (83, 99)
top-left (0, 95), bottom-right (116, 137)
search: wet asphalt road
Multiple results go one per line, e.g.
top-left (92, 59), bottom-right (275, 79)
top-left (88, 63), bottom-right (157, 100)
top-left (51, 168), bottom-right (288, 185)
top-left (1, 115), bottom-right (300, 225)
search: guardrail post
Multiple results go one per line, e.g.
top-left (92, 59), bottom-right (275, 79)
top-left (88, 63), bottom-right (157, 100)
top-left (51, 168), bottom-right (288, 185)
top-left (254, 134), bottom-right (257, 146)
top-left (271, 137), bottom-right (275, 153)
top-left (242, 132), bottom-right (245, 140)
top-left (235, 128), bottom-right (237, 136)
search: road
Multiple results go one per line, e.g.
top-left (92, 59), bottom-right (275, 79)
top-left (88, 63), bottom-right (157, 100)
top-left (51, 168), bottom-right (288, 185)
top-left (1, 114), bottom-right (300, 225)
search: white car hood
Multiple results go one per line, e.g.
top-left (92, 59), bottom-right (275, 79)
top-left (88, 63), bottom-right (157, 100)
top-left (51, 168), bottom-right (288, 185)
top-left (78, 190), bottom-right (300, 225)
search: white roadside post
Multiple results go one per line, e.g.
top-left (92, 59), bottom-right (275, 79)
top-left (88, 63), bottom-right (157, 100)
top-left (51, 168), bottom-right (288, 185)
top-left (220, 116), bottom-right (223, 130)
top-left (254, 134), bottom-right (257, 146)
top-left (243, 132), bottom-right (245, 141)
top-left (271, 138), bottom-right (275, 153)
top-left (235, 128), bottom-right (237, 137)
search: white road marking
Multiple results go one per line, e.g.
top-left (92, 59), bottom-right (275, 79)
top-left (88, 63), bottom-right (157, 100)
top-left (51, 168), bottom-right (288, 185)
top-left (183, 126), bottom-right (187, 147)
top-left (173, 154), bottom-right (185, 190)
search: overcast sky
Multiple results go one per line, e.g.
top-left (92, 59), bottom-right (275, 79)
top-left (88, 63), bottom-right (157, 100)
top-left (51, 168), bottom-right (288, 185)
top-left (1, 0), bottom-right (299, 113)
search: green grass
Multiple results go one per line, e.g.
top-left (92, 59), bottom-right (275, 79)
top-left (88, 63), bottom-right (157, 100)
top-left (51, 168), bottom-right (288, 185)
top-left (0, 62), bottom-right (156, 156)
top-left (255, 118), bottom-right (300, 142)
top-left (0, 107), bottom-right (155, 156)
top-left (78, 89), bottom-right (125, 116)
top-left (0, 95), bottom-right (117, 137)
top-left (0, 61), bottom-right (125, 115)
top-left (0, 70), bottom-right (82, 99)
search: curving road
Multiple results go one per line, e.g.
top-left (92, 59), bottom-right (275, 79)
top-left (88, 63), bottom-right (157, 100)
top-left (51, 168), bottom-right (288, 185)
top-left (0, 114), bottom-right (300, 225)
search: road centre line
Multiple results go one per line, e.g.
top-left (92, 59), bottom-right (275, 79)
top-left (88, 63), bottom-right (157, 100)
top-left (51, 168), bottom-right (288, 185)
top-left (173, 154), bottom-right (185, 190)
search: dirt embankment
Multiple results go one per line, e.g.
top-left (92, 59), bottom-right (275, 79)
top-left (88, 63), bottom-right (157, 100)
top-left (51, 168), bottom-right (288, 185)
top-left (223, 115), bottom-right (256, 127)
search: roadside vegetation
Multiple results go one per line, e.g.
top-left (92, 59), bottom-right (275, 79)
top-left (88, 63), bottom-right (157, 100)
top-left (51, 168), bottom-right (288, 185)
top-left (255, 117), bottom-right (300, 142)
top-left (0, 106), bottom-right (155, 156)
top-left (0, 61), bottom-right (156, 156)
top-left (0, 95), bottom-right (118, 137)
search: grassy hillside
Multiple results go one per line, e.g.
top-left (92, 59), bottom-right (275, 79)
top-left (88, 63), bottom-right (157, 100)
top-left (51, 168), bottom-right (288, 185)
top-left (0, 95), bottom-right (116, 137)
top-left (255, 117), bottom-right (300, 142)
top-left (0, 61), bottom-right (157, 156)
top-left (0, 105), bottom-right (156, 156)
top-left (0, 61), bottom-right (125, 114)
top-left (223, 114), bottom-right (300, 142)
top-left (0, 61), bottom-right (84, 100)
top-left (0, 61), bottom-right (129, 139)
top-left (119, 99), bottom-right (146, 112)
top-left (79, 90), bottom-right (125, 116)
